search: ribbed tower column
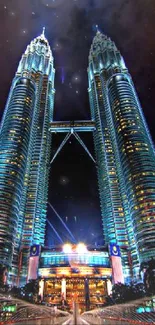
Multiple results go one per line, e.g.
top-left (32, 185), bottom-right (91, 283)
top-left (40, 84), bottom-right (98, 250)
top-left (0, 29), bottom-right (55, 282)
top-left (0, 78), bottom-right (35, 265)
top-left (108, 73), bottom-right (155, 263)
top-left (88, 31), bottom-right (155, 279)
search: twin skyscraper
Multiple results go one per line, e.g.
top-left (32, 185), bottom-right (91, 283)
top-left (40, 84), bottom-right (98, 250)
top-left (0, 29), bottom-right (155, 284)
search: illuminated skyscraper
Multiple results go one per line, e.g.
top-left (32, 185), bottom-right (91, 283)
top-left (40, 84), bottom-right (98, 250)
top-left (0, 29), bottom-right (55, 280)
top-left (88, 31), bottom-right (155, 278)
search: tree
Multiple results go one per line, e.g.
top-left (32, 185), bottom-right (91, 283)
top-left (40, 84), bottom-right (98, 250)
top-left (140, 258), bottom-right (155, 295)
top-left (24, 279), bottom-right (40, 302)
top-left (112, 283), bottom-right (131, 303)
top-left (130, 282), bottom-right (146, 299)
top-left (10, 286), bottom-right (22, 297)
top-left (0, 264), bottom-right (7, 290)
top-left (112, 282), bottom-right (146, 304)
top-left (104, 295), bottom-right (115, 306)
top-left (144, 259), bottom-right (155, 295)
top-left (0, 264), bottom-right (4, 288)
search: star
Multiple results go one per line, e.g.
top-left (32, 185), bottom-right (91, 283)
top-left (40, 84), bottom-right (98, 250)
top-left (72, 74), bottom-right (81, 84)
top-left (59, 176), bottom-right (69, 185)
top-left (21, 29), bottom-right (28, 35)
top-left (10, 12), bottom-right (16, 16)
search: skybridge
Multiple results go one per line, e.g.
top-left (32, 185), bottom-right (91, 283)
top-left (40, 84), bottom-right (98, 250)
top-left (49, 120), bottom-right (96, 133)
top-left (49, 120), bottom-right (96, 165)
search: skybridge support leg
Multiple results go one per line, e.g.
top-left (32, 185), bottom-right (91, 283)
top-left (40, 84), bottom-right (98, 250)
top-left (50, 133), bottom-right (71, 165)
top-left (73, 132), bottom-right (96, 164)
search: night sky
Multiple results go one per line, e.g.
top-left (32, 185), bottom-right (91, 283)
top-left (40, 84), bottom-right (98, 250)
top-left (0, 0), bottom-right (155, 246)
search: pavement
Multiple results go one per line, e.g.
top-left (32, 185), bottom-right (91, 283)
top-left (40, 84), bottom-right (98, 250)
top-left (11, 318), bottom-right (145, 325)
top-left (1, 295), bottom-right (155, 325)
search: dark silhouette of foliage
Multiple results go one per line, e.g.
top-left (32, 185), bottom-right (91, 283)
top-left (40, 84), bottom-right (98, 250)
top-left (104, 295), bottom-right (115, 306)
top-left (144, 259), bottom-right (155, 295)
top-left (23, 279), bottom-right (40, 302)
top-left (10, 286), bottom-right (22, 297)
top-left (0, 264), bottom-right (6, 290)
top-left (112, 282), bottom-right (146, 304)
top-left (140, 258), bottom-right (155, 295)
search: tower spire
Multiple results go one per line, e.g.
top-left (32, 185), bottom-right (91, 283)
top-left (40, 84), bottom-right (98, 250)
top-left (42, 26), bottom-right (46, 37)
top-left (96, 24), bottom-right (100, 34)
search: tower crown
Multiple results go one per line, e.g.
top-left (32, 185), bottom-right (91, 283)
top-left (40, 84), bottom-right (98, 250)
top-left (90, 31), bottom-right (117, 55)
top-left (33, 27), bottom-right (49, 48)
top-left (88, 31), bottom-right (126, 77)
top-left (17, 29), bottom-right (54, 81)
top-left (23, 28), bottom-right (53, 62)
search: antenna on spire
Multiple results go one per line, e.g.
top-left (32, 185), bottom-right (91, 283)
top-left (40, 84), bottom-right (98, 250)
top-left (96, 25), bottom-right (100, 34)
top-left (42, 26), bottom-right (46, 37)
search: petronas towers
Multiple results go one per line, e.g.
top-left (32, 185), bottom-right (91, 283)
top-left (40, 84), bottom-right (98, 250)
top-left (0, 29), bottom-right (155, 283)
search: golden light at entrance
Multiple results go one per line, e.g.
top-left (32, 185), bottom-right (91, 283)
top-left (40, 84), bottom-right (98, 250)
top-left (62, 242), bottom-right (87, 254)
top-left (76, 243), bottom-right (87, 254)
top-left (63, 243), bottom-right (72, 254)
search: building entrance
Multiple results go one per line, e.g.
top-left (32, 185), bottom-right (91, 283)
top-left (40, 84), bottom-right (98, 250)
top-left (43, 276), bottom-right (108, 312)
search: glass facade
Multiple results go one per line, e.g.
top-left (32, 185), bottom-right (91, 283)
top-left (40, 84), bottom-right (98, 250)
top-left (0, 78), bottom-right (35, 266)
top-left (88, 31), bottom-right (155, 278)
top-left (0, 30), bottom-right (55, 278)
top-left (40, 250), bottom-right (110, 268)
